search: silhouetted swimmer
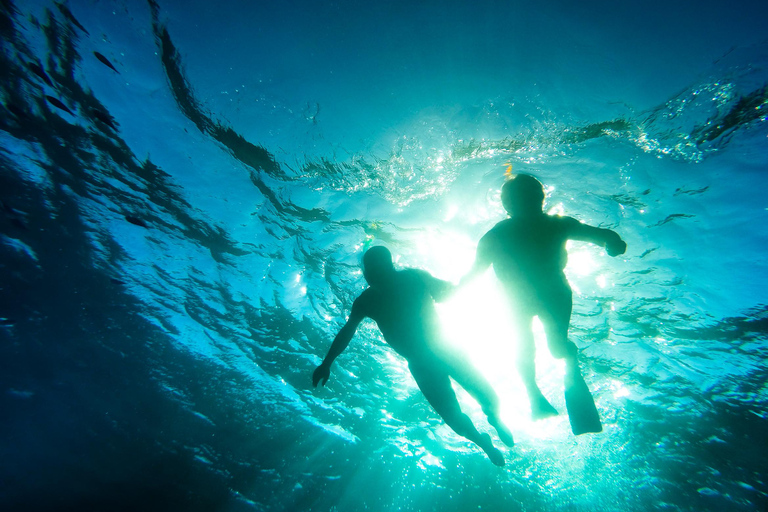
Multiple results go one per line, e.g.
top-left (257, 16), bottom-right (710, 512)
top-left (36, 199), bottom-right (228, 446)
top-left (313, 246), bottom-right (513, 466)
top-left (461, 174), bottom-right (626, 435)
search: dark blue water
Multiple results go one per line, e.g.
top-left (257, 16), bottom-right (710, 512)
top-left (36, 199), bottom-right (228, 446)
top-left (1, 1), bottom-right (767, 510)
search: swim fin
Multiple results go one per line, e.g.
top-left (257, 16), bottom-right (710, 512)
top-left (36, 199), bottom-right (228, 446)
top-left (564, 373), bottom-right (602, 435)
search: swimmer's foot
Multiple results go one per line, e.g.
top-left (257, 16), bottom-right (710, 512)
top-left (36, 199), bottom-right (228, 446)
top-left (488, 416), bottom-right (515, 447)
top-left (531, 395), bottom-right (559, 421)
top-left (478, 433), bottom-right (505, 467)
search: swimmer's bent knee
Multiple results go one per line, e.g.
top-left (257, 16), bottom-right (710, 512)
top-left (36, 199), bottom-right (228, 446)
top-left (549, 340), bottom-right (578, 360)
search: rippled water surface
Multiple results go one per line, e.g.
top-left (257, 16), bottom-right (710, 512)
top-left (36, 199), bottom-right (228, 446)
top-left (1, 1), bottom-right (767, 511)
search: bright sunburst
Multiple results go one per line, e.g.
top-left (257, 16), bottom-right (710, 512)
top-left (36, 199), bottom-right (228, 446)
top-left (411, 229), bottom-right (574, 441)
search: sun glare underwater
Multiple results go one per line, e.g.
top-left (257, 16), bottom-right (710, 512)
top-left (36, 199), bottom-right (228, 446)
top-left (1, 0), bottom-right (767, 511)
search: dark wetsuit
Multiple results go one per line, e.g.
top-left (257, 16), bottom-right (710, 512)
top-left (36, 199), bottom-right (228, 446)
top-left (477, 214), bottom-right (582, 360)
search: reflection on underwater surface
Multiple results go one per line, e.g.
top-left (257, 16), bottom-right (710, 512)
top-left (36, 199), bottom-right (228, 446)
top-left (0, 0), bottom-right (767, 511)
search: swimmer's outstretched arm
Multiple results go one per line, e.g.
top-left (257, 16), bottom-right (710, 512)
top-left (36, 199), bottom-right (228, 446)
top-left (567, 218), bottom-right (627, 256)
top-left (313, 300), bottom-right (365, 387)
top-left (420, 270), bottom-right (457, 302)
top-left (458, 236), bottom-right (493, 288)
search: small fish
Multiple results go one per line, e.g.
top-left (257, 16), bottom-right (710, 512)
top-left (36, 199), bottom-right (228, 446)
top-left (45, 95), bottom-right (74, 115)
top-left (94, 52), bottom-right (119, 73)
top-left (27, 62), bottom-right (53, 87)
top-left (124, 215), bottom-right (148, 228)
top-left (0, 318), bottom-right (16, 327)
top-left (90, 108), bottom-right (117, 130)
top-left (57, 3), bottom-right (90, 36)
top-left (505, 163), bottom-right (513, 176)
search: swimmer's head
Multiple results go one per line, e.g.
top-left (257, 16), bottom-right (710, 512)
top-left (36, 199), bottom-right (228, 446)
top-left (363, 246), bottom-right (395, 287)
top-left (501, 174), bottom-right (545, 216)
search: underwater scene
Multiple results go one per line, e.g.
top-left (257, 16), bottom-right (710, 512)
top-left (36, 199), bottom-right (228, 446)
top-left (1, 0), bottom-right (767, 510)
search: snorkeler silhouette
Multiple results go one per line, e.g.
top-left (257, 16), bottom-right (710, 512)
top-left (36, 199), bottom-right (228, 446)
top-left (461, 174), bottom-right (626, 435)
top-left (313, 246), bottom-right (513, 466)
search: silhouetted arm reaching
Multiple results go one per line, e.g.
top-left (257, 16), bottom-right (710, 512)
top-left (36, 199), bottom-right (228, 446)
top-left (420, 270), bottom-right (456, 303)
top-left (313, 299), bottom-right (366, 387)
top-left (566, 218), bottom-right (627, 256)
top-left (459, 235), bottom-right (493, 288)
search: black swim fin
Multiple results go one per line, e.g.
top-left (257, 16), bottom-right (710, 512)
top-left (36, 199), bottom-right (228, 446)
top-left (564, 373), bottom-right (602, 435)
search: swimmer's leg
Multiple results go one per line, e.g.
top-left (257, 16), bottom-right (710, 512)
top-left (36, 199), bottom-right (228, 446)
top-left (515, 314), bottom-right (558, 420)
top-left (411, 365), bottom-right (505, 466)
top-left (539, 289), bottom-right (601, 435)
top-left (539, 286), bottom-right (578, 367)
top-left (443, 351), bottom-right (514, 447)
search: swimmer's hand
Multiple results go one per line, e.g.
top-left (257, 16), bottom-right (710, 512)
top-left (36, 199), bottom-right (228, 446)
top-left (313, 362), bottom-right (331, 387)
top-left (606, 238), bottom-right (627, 257)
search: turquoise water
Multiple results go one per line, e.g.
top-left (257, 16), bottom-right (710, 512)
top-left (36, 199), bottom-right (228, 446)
top-left (1, 1), bottom-right (767, 510)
